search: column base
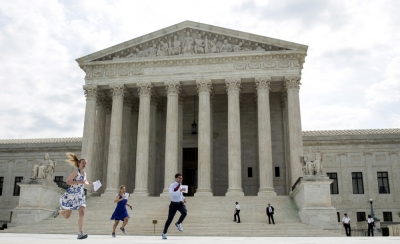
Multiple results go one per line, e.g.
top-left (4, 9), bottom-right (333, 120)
top-left (225, 188), bottom-right (244, 196)
top-left (257, 187), bottom-right (277, 196)
top-left (194, 189), bottom-right (213, 197)
top-left (133, 188), bottom-right (149, 197)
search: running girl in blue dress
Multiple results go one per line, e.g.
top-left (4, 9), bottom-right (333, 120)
top-left (110, 185), bottom-right (132, 237)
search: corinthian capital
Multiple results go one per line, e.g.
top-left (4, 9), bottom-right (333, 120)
top-left (110, 84), bottom-right (126, 99)
top-left (255, 76), bottom-right (271, 93)
top-left (165, 80), bottom-right (181, 96)
top-left (150, 92), bottom-right (160, 106)
top-left (284, 75), bottom-right (301, 91)
top-left (123, 91), bottom-right (134, 106)
top-left (137, 82), bottom-right (153, 98)
top-left (83, 84), bottom-right (98, 100)
top-left (196, 78), bottom-right (213, 94)
top-left (225, 77), bottom-right (241, 94)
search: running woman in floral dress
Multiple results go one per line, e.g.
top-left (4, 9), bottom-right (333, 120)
top-left (53, 153), bottom-right (93, 239)
top-left (110, 185), bottom-right (132, 237)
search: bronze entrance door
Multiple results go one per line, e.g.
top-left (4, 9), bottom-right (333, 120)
top-left (182, 148), bottom-right (198, 196)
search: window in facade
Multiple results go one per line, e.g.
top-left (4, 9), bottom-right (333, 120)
top-left (248, 167), bottom-right (253, 178)
top-left (327, 173), bottom-right (339, 194)
top-left (377, 172), bottom-right (390, 194)
top-left (0, 177), bottom-right (3, 196)
top-left (13, 177), bottom-right (23, 196)
top-left (275, 167), bottom-right (280, 177)
top-left (337, 212), bottom-right (340, 222)
top-left (357, 212), bottom-right (366, 222)
top-left (352, 172), bottom-right (364, 194)
top-left (383, 212), bottom-right (393, 222)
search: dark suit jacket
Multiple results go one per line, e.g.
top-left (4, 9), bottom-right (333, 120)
top-left (266, 206), bottom-right (274, 216)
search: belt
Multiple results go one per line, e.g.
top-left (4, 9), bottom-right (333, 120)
top-left (171, 201), bottom-right (183, 204)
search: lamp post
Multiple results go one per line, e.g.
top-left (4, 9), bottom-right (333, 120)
top-left (369, 199), bottom-right (375, 219)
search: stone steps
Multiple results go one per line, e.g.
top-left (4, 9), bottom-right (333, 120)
top-left (3, 195), bottom-right (341, 236)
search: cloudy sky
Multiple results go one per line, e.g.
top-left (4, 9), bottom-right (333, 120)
top-left (0, 0), bottom-right (399, 139)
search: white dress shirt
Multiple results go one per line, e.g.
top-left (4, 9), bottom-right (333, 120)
top-left (268, 206), bottom-right (273, 213)
top-left (169, 181), bottom-right (185, 202)
top-left (342, 216), bottom-right (351, 224)
top-left (236, 204), bottom-right (240, 211)
top-left (368, 218), bottom-right (374, 224)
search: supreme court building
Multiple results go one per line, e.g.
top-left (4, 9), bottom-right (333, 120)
top-left (77, 21), bottom-right (306, 197)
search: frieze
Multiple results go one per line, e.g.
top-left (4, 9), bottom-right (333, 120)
top-left (84, 59), bottom-right (300, 79)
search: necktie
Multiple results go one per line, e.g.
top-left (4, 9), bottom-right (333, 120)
top-left (174, 183), bottom-right (180, 192)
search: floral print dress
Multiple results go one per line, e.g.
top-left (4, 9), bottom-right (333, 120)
top-left (60, 169), bottom-right (86, 210)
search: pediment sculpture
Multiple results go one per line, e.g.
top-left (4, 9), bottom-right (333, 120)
top-left (31, 153), bottom-right (57, 181)
top-left (93, 29), bottom-right (290, 62)
top-left (301, 147), bottom-right (323, 176)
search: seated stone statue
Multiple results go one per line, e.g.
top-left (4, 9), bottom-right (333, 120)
top-left (31, 160), bottom-right (41, 178)
top-left (148, 43), bottom-right (157, 57)
top-left (209, 38), bottom-right (219, 53)
top-left (157, 41), bottom-right (169, 56)
top-left (220, 39), bottom-right (232, 52)
top-left (31, 153), bottom-right (56, 180)
top-left (182, 31), bottom-right (194, 55)
top-left (194, 33), bottom-right (205, 54)
top-left (169, 35), bottom-right (181, 55)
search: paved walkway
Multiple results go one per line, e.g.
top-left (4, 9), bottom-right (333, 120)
top-left (0, 234), bottom-right (399, 244)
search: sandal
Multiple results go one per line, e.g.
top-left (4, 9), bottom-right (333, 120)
top-left (53, 207), bottom-right (61, 218)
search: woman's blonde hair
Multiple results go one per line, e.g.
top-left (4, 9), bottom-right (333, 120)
top-left (119, 185), bottom-right (125, 192)
top-left (66, 152), bottom-right (86, 168)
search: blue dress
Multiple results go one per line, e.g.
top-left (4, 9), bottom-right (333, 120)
top-left (110, 194), bottom-right (130, 221)
top-left (60, 169), bottom-right (86, 210)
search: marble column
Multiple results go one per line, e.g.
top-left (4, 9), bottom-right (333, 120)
top-left (225, 77), bottom-right (244, 196)
top-left (81, 85), bottom-right (97, 186)
top-left (127, 101), bottom-right (139, 193)
top-left (195, 78), bottom-right (213, 196)
top-left (102, 98), bottom-right (112, 193)
top-left (281, 92), bottom-right (291, 195)
top-left (339, 152), bottom-right (350, 203)
top-left (210, 94), bottom-right (214, 194)
top-left (92, 90), bottom-right (106, 195)
top-left (284, 76), bottom-right (304, 188)
top-left (162, 81), bottom-right (180, 195)
top-left (178, 92), bottom-right (185, 174)
top-left (133, 82), bottom-right (153, 196)
top-left (156, 102), bottom-right (165, 195)
top-left (255, 77), bottom-right (276, 196)
top-left (119, 92), bottom-right (133, 187)
top-left (389, 152), bottom-right (399, 202)
top-left (104, 84), bottom-right (125, 194)
top-left (364, 152), bottom-right (376, 200)
top-left (148, 93), bottom-right (158, 196)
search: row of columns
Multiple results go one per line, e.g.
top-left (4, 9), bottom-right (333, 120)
top-left (81, 75), bottom-right (303, 196)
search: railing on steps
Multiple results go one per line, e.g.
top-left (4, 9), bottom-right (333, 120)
top-left (291, 177), bottom-right (303, 191)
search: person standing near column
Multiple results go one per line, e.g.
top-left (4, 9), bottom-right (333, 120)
top-left (367, 214), bottom-right (374, 236)
top-left (161, 173), bottom-right (187, 240)
top-left (342, 213), bottom-right (351, 236)
top-left (233, 202), bottom-right (240, 223)
top-left (266, 203), bottom-right (275, 224)
top-left (52, 153), bottom-right (94, 239)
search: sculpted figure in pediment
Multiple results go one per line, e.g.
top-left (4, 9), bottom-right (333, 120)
top-left (220, 39), bottom-right (232, 52)
top-left (209, 38), bottom-right (219, 53)
top-left (135, 48), bottom-right (145, 57)
top-left (113, 54), bottom-right (120, 60)
top-left (194, 33), bottom-right (205, 54)
top-left (169, 35), bottom-right (181, 55)
top-left (254, 43), bottom-right (265, 51)
top-left (182, 31), bottom-right (194, 54)
top-left (148, 43), bottom-right (157, 57)
top-left (233, 42), bottom-right (243, 52)
top-left (157, 41), bottom-right (169, 56)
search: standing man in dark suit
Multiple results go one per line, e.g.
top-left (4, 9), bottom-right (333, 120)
top-left (266, 203), bottom-right (275, 224)
top-left (233, 202), bottom-right (240, 223)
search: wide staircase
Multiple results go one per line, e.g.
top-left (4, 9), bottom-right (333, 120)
top-left (4, 195), bottom-right (341, 236)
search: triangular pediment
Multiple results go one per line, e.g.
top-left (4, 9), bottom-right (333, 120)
top-left (76, 21), bottom-right (308, 65)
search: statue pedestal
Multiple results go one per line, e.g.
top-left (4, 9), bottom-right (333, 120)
top-left (289, 175), bottom-right (341, 230)
top-left (10, 180), bottom-right (64, 227)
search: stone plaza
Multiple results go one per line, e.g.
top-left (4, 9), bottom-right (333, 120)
top-left (0, 21), bottom-right (399, 236)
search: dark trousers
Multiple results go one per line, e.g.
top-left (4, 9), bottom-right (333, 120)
top-left (234, 210), bottom-right (240, 222)
top-left (368, 223), bottom-right (374, 236)
top-left (344, 223), bottom-right (351, 236)
top-left (267, 214), bottom-right (275, 224)
top-left (163, 202), bottom-right (187, 234)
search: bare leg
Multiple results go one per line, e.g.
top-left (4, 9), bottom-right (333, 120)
top-left (112, 220), bottom-right (119, 233)
top-left (58, 209), bottom-right (72, 219)
top-left (121, 217), bottom-right (129, 229)
top-left (78, 206), bottom-right (85, 232)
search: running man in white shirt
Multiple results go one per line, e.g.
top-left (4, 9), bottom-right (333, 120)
top-left (233, 202), bottom-right (240, 223)
top-left (342, 213), bottom-right (351, 236)
top-left (162, 173), bottom-right (187, 240)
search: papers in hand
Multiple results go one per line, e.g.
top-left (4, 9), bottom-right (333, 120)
top-left (93, 180), bottom-right (102, 192)
top-left (124, 193), bottom-right (130, 199)
top-left (181, 185), bottom-right (188, 193)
